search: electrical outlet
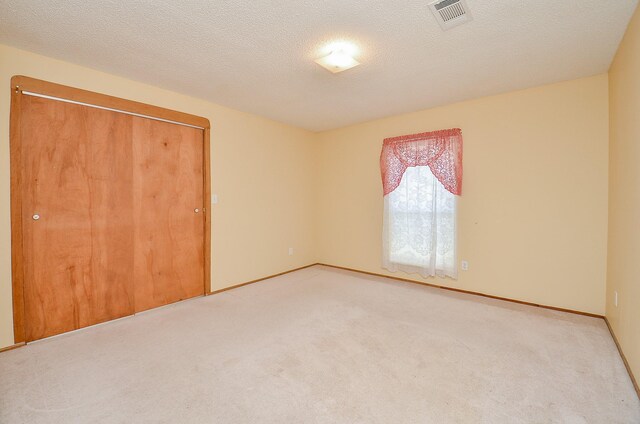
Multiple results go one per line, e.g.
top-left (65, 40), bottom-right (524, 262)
top-left (614, 291), bottom-right (618, 307)
top-left (288, 247), bottom-right (294, 256)
top-left (212, 194), bottom-right (218, 204)
top-left (461, 260), bottom-right (469, 271)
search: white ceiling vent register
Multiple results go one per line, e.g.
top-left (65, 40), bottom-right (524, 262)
top-left (429, 0), bottom-right (473, 31)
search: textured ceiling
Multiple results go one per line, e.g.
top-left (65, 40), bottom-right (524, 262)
top-left (0, 0), bottom-right (637, 131)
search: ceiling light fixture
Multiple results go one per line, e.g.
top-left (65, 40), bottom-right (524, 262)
top-left (315, 42), bottom-right (360, 74)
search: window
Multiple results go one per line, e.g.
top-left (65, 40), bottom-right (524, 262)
top-left (383, 166), bottom-right (457, 277)
top-left (380, 129), bottom-right (462, 279)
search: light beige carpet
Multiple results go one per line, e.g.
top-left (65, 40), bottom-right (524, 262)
top-left (0, 265), bottom-right (638, 423)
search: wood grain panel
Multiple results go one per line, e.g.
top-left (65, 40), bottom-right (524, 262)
top-left (132, 118), bottom-right (204, 312)
top-left (12, 77), bottom-right (210, 342)
top-left (12, 76), bottom-right (210, 130)
top-left (203, 128), bottom-right (211, 294)
top-left (21, 95), bottom-right (135, 341)
top-left (10, 84), bottom-right (26, 343)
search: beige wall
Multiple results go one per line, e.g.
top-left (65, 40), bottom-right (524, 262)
top-left (316, 75), bottom-right (610, 316)
top-left (0, 44), bottom-right (318, 349)
top-left (0, 45), bottom-right (615, 352)
top-left (607, 5), bottom-right (640, 386)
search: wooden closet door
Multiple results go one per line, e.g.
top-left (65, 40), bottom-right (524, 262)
top-left (21, 95), bottom-right (135, 341)
top-left (132, 117), bottom-right (204, 312)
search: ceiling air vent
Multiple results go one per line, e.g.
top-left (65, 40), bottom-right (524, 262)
top-left (428, 0), bottom-right (473, 31)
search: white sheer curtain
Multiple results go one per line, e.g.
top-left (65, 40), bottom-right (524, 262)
top-left (382, 165), bottom-right (457, 279)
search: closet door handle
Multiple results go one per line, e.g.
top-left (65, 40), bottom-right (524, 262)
top-left (32, 214), bottom-right (41, 221)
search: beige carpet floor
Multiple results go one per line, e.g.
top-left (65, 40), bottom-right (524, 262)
top-left (0, 265), bottom-right (638, 423)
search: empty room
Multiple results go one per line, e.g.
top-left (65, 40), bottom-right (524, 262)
top-left (1, 0), bottom-right (639, 422)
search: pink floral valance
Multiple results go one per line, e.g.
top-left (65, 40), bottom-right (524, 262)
top-left (380, 128), bottom-right (463, 196)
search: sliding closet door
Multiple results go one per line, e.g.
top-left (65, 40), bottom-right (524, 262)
top-left (21, 95), bottom-right (135, 341)
top-left (132, 117), bottom-right (204, 312)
